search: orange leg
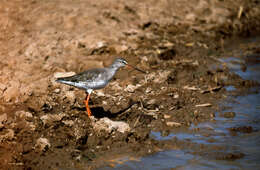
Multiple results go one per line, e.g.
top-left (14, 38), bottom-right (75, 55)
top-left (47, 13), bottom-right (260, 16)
top-left (84, 93), bottom-right (92, 117)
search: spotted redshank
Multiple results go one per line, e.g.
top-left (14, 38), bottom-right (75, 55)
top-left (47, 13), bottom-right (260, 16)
top-left (56, 58), bottom-right (146, 117)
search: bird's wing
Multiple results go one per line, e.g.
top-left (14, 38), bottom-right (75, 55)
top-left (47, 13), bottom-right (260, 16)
top-left (57, 68), bottom-right (106, 83)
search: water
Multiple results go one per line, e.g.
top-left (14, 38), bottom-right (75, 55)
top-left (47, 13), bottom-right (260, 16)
top-left (100, 38), bottom-right (260, 169)
top-left (101, 151), bottom-right (194, 170)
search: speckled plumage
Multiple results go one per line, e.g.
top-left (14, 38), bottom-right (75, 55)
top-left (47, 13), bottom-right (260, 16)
top-left (56, 58), bottom-right (127, 92)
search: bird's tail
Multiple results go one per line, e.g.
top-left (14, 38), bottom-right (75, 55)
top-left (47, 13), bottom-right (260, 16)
top-left (55, 78), bottom-right (75, 86)
top-left (55, 77), bottom-right (65, 83)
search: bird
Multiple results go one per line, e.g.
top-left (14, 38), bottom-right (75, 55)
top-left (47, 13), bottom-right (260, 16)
top-left (56, 58), bottom-right (146, 117)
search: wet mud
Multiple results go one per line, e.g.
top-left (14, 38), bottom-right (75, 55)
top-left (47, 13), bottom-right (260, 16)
top-left (0, 0), bottom-right (260, 169)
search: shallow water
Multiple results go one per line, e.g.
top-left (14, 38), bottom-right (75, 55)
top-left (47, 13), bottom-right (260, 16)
top-left (100, 38), bottom-right (260, 169)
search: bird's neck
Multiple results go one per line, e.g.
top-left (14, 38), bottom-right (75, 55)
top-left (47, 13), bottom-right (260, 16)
top-left (109, 64), bottom-right (120, 72)
top-left (106, 66), bottom-right (120, 81)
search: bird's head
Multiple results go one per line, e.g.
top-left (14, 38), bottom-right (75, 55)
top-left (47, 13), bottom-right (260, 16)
top-left (111, 57), bottom-right (147, 73)
top-left (112, 58), bottom-right (128, 68)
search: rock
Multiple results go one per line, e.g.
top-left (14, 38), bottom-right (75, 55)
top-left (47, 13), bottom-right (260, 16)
top-left (144, 99), bottom-right (158, 110)
top-left (158, 49), bottom-right (176, 60)
top-left (95, 90), bottom-right (105, 97)
top-left (62, 120), bottom-right (74, 127)
top-left (92, 117), bottom-right (130, 133)
top-left (15, 110), bottom-right (33, 119)
top-left (145, 87), bottom-right (152, 93)
top-left (166, 121), bottom-right (181, 127)
top-left (123, 29), bottom-right (139, 35)
top-left (96, 41), bottom-right (107, 49)
top-left (71, 119), bottom-right (88, 142)
top-left (0, 113), bottom-right (7, 123)
top-left (124, 84), bottom-right (141, 93)
top-left (65, 91), bottom-right (76, 103)
top-left (27, 122), bottom-right (36, 131)
top-left (0, 83), bottom-right (7, 92)
top-left (35, 138), bottom-right (51, 152)
top-left (164, 114), bottom-right (171, 119)
top-left (173, 94), bottom-right (179, 99)
top-left (192, 60), bottom-right (199, 66)
top-left (40, 113), bottom-right (66, 126)
top-left (0, 113), bottom-right (7, 129)
top-left (146, 70), bottom-right (171, 84)
top-left (228, 126), bottom-right (253, 134)
top-left (54, 88), bottom-right (61, 94)
top-left (113, 44), bottom-right (129, 53)
top-left (215, 152), bottom-right (245, 161)
top-left (0, 129), bottom-right (15, 142)
top-left (110, 81), bottom-right (123, 91)
top-left (88, 41), bottom-right (109, 55)
top-left (161, 130), bottom-right (170, 137)
top-left (222, 112), bottom-right (236, 118)
top-left (147, 99), bottom-right (156, 105)
top-left (3, 82), bottom-right (20, 102)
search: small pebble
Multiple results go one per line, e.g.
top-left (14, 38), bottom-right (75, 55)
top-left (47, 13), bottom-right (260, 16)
top-left (54, 88), bottom-right (61, 94)
top-left (223, 112), bottom-right (236, 118)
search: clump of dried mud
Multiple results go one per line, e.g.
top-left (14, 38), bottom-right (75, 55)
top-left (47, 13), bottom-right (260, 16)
top-left (0, 0), bottom-right (260, 169)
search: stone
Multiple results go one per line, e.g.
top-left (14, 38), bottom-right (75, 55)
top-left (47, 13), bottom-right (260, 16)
top-left (62, 120), bottom-right (74, 127)
top-left (35, 138), bottom-right (51, 152)
top-left (65, 91), bottom-right (76, 103)
top-left (221, 112), bottom-right (236, 118)
top-left (92, 117), bottom-right (130, 133)
top-left (145, 87), bottom-right (152, 93)
top-left (146, 70), bottom-right (171, 83)
top-left (166, 121), bottom-right (181, 127)
top-left (40, 113), bottom-right (66, 126)
top-left (0, 113), bottom-right (7, 129)
top-left (164, 114), bottom-right (171, 119)
top-left (124, 84), bottom-right (141, 93)
top-left (15, 110), bottom-right (33, 119)
top-left (113, 44), bottom-right (129, 53)
top-left (54, 88), bottom-right (61, 94)
top-left (0, 129), bottom-right (15, 142)
top-left (3, 85), bottom-right (20, 102)
top-left (0, 83), bottom-right (7, 92)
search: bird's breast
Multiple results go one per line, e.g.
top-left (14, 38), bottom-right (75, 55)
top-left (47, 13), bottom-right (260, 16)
top-left (86, 80), bottom-right (108, 90)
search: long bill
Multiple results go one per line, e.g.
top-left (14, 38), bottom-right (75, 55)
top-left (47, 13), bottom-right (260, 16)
top-left (127, 64), bottom-right (147, 74)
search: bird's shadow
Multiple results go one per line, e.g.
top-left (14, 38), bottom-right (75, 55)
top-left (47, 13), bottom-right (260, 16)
top-left (72, 103), bottom-right (135, 119)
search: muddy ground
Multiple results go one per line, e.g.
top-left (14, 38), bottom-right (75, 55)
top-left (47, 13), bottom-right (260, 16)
top-left (0, 0), bottom-right (260, 169)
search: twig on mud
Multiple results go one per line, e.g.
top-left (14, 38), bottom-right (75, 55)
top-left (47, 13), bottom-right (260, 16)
top-left (237, 6), bottom-right (243, 19)
top-left (133, 115), bottom-right (141, 128)
top-left (200, 86), bottom-right (222, 94)
top-left (8, 162), bottom-right (24, 166)
top-left (195, 103), bottom-right (212, 107)
top-left (117, 107), bottom-right (132, 118)
top-left (208, 56), bottom-right (222, 63)
top-left (183, 85), bottom-right (200, 91)
top-left (117, 101), bottom-right (138, 118)
top-left (139, 99), bottom-right (144, 109)
top-left (138, 99), bottom-right (159, 119)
